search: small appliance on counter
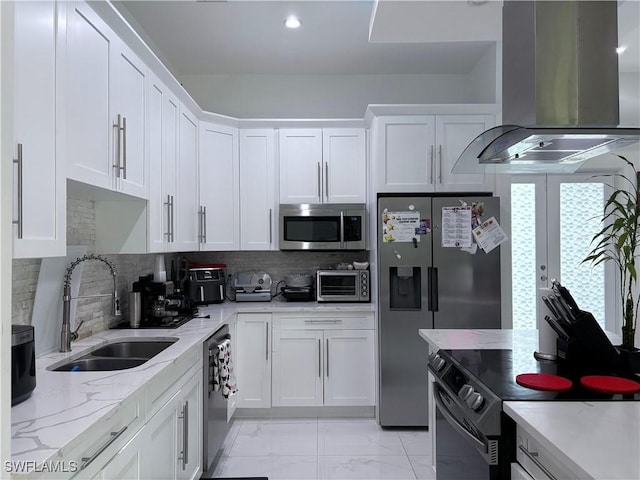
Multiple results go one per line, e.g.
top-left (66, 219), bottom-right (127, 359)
top-left (12, 325), bottom-right (36, 405)
top-left (117, 275), bottom-right (197, 329)
top-left (281, 273), bottom-right (314, 302)
top-left (232, 272), bottom-right (272, 302)
top-left (186, 263), bottom-right (226, 305)
top-left (316, 269), bottom-right (369, 303)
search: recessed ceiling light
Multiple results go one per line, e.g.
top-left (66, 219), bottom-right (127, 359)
top-left (616, 46), bottom-right (627, 55)
top-left (285, 15), bottom-right (301, 29)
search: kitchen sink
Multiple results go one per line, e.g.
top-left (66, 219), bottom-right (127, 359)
top-left (48, 337), bottom-right (178, 372)
top-left (89, 340), bottom-right (176, 359)
top-left (52, 357), bottom-right (147, 372)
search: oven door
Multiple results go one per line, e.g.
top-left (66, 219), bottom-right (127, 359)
top-left (433, 383), bottom-right (501, 480)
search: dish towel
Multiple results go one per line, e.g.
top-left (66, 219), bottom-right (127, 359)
top-left (213, 339), bottom-right (237, 399)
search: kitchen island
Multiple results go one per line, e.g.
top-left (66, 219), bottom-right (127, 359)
top-left (419, 328), bottom-right (640, 480)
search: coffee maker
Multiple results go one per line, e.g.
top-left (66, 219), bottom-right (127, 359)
top-left (132, 275), bottom-right (195, 326)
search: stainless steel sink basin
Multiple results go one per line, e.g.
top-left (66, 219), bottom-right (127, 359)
top-left (89, 341), bottom-right (176, 359)
top-left (48, 337), bottom-right (178, 372)
top-left (52, 357), bottom-right (147, 372)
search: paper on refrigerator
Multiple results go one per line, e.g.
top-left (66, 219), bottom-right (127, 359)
top-left (472, 216), bottom-right (508, 253)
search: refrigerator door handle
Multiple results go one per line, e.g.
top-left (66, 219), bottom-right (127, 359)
top-left (428, 267), bottom-right (439, 312)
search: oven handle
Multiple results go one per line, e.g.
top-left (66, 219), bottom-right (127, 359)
top-left (433, 384), bottom-right (488, 455)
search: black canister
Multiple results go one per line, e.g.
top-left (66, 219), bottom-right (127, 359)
top-left (12, 325), bottom-right (36, 406)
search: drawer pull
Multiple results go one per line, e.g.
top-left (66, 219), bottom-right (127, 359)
top-left (518, 444), bottom-right (558, 480)
top-left (80, 426), bottom-right (128, 470)
top-left (304, 320), bottom-right (341, 324)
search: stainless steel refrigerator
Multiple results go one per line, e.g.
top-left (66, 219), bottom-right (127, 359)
top-left (377, 194), bottom-right (501, 427)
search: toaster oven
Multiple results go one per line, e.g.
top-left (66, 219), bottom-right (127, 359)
top-left (316, 269), bottom-right (370, 303)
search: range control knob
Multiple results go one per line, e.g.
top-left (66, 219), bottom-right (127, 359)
top-left (459, 384), bottom-right (474, 401)
top-left (431, 354), bottom-right (446, 371)
top-left (466, 392), bottom-right (484, 411)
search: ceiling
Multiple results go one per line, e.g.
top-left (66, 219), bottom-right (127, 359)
top-left (114, 0), bottom-right (639, 78)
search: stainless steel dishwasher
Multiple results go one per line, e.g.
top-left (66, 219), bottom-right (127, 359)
top-left (202, 324), bottom-right (232, 477)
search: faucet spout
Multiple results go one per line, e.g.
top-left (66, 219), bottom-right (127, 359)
top-left (60, 254), bottom-right (120, 353)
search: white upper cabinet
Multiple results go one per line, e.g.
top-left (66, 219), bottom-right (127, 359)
top-left (239, 129), bottom-right (276, 250)
top-left (65, 2), bottom-right (148, 199)
top-left (279, 128), bottom-right (367, 204)
top-left (373, 114), bottom-right (494, 193)
top-left (111, 40), bottom-right (147, 198)
top-left (199, 122), bottom-right (240, 251)
top-left (65, 2), bottom-right (112, 189)
top-left (435, 115), bottom-right (495, 192)
top-left (279, 129), bottom-right (324, 204)
top-left (176, 106), bottom-right (200, 252)
top-left (12, 0), bottom-right (65, 258)
top-left (322, 129), bottom-right (367, 203)
top-left (147, 74), bottom-right (180, 253)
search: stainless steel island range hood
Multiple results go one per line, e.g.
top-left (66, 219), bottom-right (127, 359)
top-left (454, 1), bottom-right (639, 174)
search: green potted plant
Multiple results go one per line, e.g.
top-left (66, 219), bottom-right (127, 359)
top-left (583, 155), bottom-right (638, 353)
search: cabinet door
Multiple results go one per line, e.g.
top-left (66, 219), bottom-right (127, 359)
top-left (176, 106), bottom-right (199, 251)
top-left (164, 93), bottom-right (180, 252)
top-left (435, 115), bottom-right (495, 192)
top-left (199, 123), bottom-right (239, 251)
top-left (112, 41), bottom-right (147, 198)
top-left (374, 116), bottom-right (436, 192)
top-left (324, 329), bottom-right (375, 406)
top-left (236, 314), bottom-right (271, 408)
top-left (96, 429), bottom-right (143, 480)
top-left (177, 373), bottom-right (202, 480)
top-left (322, 129), bottom-right (366, 203)
top-left (141, 392), bottom-right (180, 480)
top-left (279, 129), bottom-right (323, 203)
top-left (66, 1), bottom-right (113, 189)
top-left (239, 130), bottom-right (276, 250)
top-left (13, 0), bottom-right (65, 258)
top-left (147, 76), bottom-right (166, 253)
top-left (272, 330), bottom-right (324, 407)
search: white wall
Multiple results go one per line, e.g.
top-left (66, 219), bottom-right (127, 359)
top-left (620, 72), bottom-right (640, 127)
top-left (464, 44), bottom-right (498, 105)
top-left (179, 72), bottom-right (494, 119)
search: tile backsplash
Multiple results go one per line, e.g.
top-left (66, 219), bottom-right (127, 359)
top-left (12, 198), bottom-right (369, 341)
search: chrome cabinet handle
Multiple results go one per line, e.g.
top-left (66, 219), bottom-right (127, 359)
top-left (326, 338), bottom-right (329, 377)
top-left (265, 322), bottom-right (269, 361)
top-left (438, 145), bottom-right (442, 184)
top-left (518, 445), bottom-right (557, 480)
top-left (269, 208), bottom-right (273, 245)
top-left (198, 206), bottom-right (203, 243)
top-left (179, 401), bottom-right (189, 470)
top-left (304, 319), bottom-right (341, 324)
top-left (324, 162), bottom-right (329, 200)
top-left (13, 143), bottom-right (23, 239)
top-left (170, 195), bottom-right (175, 242)
top-left (122, 116), bottom-right (127, 180)
top-left (80, 426), bottom-right (128, 470)
top-left (165, 195), bottom-right (172, 240)
top-left (317, 162), bottom-right (321, 200)
top-left (318, 339), bottom-right (321, 377)
top-left (429, 145), bottom-right (434, 184)
top-left (113, 114), bottom-right (124, 178)
top-left (203, 206), bottom-right (207, 243)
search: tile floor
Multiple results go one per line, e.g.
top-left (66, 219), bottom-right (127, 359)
top-left (212, 418), bottom-right (436, 480)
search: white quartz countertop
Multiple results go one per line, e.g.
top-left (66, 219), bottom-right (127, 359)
top-left (11, 300), bottom-right (373, 466)
top-left (420, 328), bottom-right (639, 480)
top-left (505, 401), bottom-right (640, 480)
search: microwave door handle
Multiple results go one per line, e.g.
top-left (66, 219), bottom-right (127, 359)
top-left (340, 211), bottom-right (345, 248)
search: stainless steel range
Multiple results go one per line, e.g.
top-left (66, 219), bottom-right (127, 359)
top-left (428, 347), bottom-right (640, 480)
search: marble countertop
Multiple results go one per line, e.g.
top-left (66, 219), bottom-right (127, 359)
top-left (505, 401), bottom-right (640, 480)
top-left (11, 300), bottom-right (373, 467)
top-left (420, 328), bottom-right (639, 480)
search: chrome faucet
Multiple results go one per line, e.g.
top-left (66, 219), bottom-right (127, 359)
top-left (61, 254), bottom-right (121, 352)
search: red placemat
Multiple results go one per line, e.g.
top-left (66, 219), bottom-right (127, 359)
top-left (580, 375), bottom-right (640, 394)
top-left (516, 373), bottom-right (573, 392)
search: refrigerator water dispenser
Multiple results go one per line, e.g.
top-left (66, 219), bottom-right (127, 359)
top-left (389, 266), bottom-right (421, 310)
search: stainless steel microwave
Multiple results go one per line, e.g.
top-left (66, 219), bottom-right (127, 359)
top-left (316, 269), bottom-right (370, 303)
top-left (279, 204), bottom-right (366, 250)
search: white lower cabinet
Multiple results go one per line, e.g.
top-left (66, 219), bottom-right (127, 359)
top-left (93, 429), bottom-right (143, 480)
top-left (235, 313), bottom-right (272, 408)
top-left (271, 313), bottom-right (375, 407)
top-left (140, 369), bottom-right (202, 480)
top-left (514, 424), bottom-right (579, 480)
